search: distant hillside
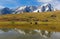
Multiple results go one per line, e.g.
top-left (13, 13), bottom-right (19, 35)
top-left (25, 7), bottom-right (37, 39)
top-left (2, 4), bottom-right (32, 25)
top-left (0, 11), bottom-right (60, 22)
top-left (0, 7), bottom-right (14, 14)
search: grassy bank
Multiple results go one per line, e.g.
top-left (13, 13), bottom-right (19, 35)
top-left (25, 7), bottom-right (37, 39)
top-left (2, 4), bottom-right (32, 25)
top-left (0, 11), bottom-right (59, 32)
top-left (0, 11), bottom-right (60, 22)
top-left (0, 21), bottom-right (59, 32)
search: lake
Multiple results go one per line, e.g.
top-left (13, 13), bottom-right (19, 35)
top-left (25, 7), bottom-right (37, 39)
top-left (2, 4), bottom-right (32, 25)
top-left (0, 28), bottom-right (60, 39)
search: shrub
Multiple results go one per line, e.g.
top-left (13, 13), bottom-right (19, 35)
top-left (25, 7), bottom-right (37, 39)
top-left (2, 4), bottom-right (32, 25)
top-left (30, 22), bottom-right (32, 24)
top-left (35, 22), bottom-right (38, 24)
top-left (42, 19), bottom-right (48, 22)
top-left (50, 15), bottom-right (56, 18)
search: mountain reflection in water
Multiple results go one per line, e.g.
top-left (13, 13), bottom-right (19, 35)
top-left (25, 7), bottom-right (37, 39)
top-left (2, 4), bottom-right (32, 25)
top-left (0, 28), bottom-right (59, 39)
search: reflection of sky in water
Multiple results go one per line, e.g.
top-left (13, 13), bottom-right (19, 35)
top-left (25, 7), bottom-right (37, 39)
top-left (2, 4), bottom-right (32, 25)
top-left (0, 28), bottom-right (60, 39)
top-left (51, 32), bottom-right (60, 39)
top-left (0, 30), bottom-right (4, 33)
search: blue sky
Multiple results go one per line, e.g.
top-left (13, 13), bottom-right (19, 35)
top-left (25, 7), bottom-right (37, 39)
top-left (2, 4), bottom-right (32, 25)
top-left (0, 0), bottom-right (60, 10)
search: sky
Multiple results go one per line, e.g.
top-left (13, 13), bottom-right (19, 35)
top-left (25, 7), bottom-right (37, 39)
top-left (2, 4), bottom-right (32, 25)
top-left (0, 0), bottom-right (60, 10)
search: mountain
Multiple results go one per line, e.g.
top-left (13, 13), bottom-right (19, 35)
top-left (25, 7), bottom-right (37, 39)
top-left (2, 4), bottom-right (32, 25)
top-left (13, 3), bottom-right (56, 14)
top-left (0, 7), bottom-right (14, 15)
top-left (0, 3), bottom-right (56, 14)
top-left (33, 3), bottom-right (56, 12)
top-left (13, 6), bottom-right (37, 14)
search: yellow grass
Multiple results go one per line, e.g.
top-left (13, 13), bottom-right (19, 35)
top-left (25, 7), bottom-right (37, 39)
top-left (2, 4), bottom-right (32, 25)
top-left (0, 11), bottom-right (60, 22)
top-left (0, 11), bottom-right (60, 32)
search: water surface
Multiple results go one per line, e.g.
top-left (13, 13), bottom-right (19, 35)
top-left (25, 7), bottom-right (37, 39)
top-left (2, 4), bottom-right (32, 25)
top-left (0, 28), bottom-right (60, 39)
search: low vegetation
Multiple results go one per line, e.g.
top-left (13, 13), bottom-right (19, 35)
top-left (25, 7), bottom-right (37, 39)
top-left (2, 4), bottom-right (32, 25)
top-left (0, 11), bottom-right (59, 22)
top-left (0, 11), bottom-right (59, 31)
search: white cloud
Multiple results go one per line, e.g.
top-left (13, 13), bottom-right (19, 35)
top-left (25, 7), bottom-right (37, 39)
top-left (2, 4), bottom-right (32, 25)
top-left (37, 0), bottom-right (52, 2)
top-left (51, 1), bottom-right (60, 10)
top-left (0, 5), bottom-right (4, 9)
top-left (55, 5), bottom-right (60, 10)
top-left (37, 0), bottom-right (60, 10)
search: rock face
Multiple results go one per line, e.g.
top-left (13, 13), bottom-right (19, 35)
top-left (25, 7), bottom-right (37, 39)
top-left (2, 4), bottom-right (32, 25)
top-left (13, 6), bottom-right (37, 14)
top-left (0, 3), bottom-right (56, 14)
top-left (41, 3), bottom-right (53, 12)
top-left (33, 3), bottom-right (55, 12)
top-left (0, 7), bottom-right (13, 14)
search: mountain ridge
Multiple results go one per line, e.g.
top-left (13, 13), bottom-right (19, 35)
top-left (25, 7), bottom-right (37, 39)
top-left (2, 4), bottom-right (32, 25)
top-left (0, 3), bottom-right (56, 14)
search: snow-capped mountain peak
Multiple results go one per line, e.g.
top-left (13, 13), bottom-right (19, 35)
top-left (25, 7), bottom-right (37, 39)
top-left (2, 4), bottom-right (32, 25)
top-left (13, 6), bottom-right (37, 14)
top-left (16, 6), bottom-right (27, 11)
top-left (41, 3), bottom-right (51, 6)
top-left (33, 3), bottom-right (55, 12)
top-left (0, 3), bottom-right (56, 14)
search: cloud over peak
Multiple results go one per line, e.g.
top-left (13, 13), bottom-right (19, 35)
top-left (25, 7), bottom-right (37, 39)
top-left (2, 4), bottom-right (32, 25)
top-left (37, 0), bottom-right (60, 10)
top-left (37, 0), bottom-right (52, 2)
top-left (0, 5), bottom-right (5, 9)
top-left (0, 0), bottom-right (60, 10)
